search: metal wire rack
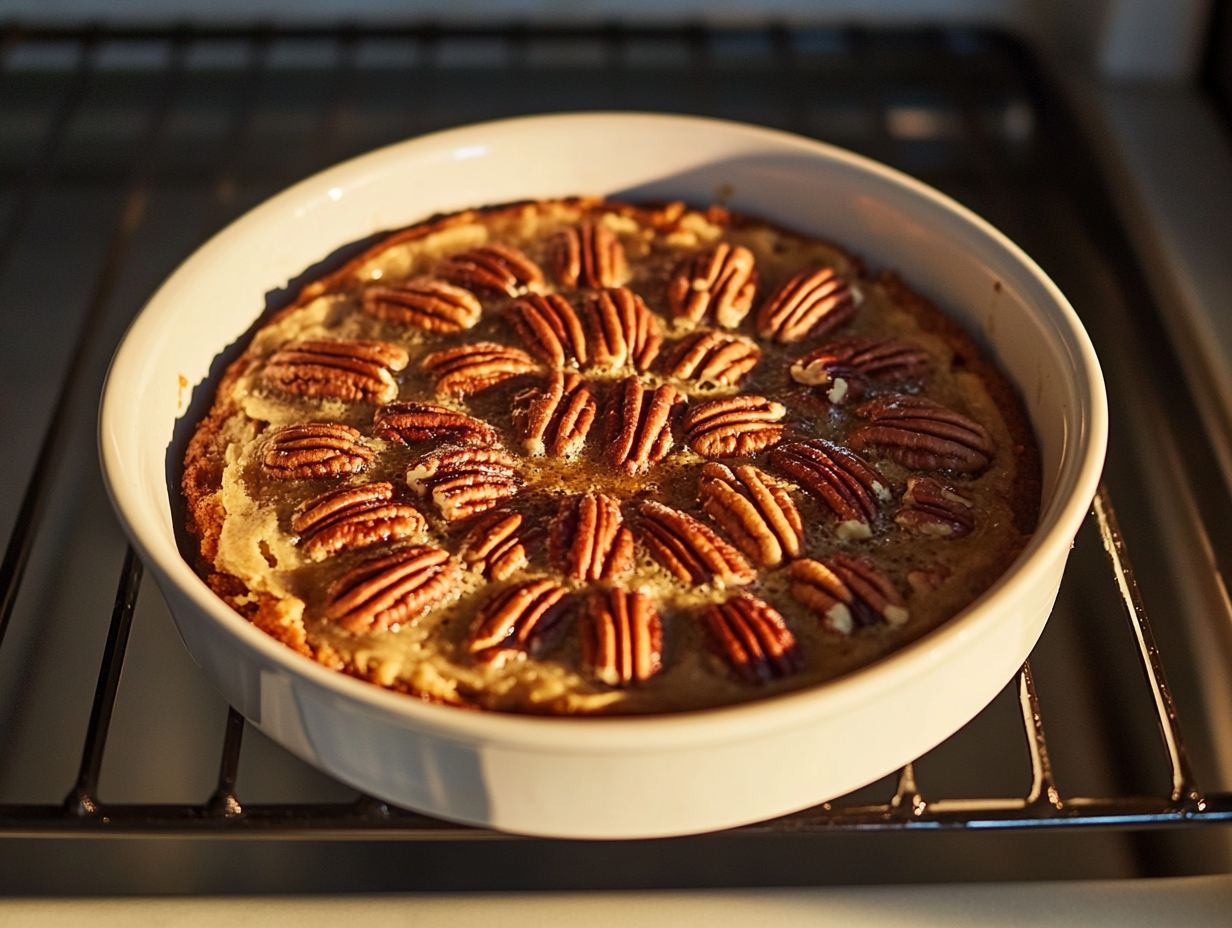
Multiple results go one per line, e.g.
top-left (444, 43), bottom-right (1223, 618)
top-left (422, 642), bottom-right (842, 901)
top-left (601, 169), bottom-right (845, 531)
top-left (0, 22), bottom-right (1229, 845)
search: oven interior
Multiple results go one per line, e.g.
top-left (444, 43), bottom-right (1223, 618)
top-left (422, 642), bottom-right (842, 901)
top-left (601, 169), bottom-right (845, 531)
top-left (1, 23), bottom-right (1231, 892)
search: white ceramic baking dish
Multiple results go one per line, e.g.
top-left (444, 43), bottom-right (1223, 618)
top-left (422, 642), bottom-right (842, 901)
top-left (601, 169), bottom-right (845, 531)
top-left (99, 112), bottom-right (1107, 839)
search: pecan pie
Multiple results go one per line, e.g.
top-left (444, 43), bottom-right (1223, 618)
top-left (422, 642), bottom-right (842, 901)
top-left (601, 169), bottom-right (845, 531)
top-left (182, 197), bottom-right (1039, 715)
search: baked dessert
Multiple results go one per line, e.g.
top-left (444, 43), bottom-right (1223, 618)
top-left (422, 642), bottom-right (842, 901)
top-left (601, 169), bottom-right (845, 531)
top-left (182, 198), bottom-right (1040, 715)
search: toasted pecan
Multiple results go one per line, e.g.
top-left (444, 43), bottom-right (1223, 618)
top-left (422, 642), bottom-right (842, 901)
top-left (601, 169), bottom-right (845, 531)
top-left (261, 422), bottom-right (374, 479)
top-left (264, 338), bottom-right (407, 404)
top-left (700, 595), bottom-right (802, 684)
top-left (637, 500), bottom-right (755, 587)
top-left (293, 482), bottom-right (426, 560)
top-left (698, 462), bottom-right (803, 567)
top-left (582, 587), bottom-right (662, 686)
top-left (549, 493), bottom-right (635, 582)
top-left (324, 545), bottom-right (461, 634)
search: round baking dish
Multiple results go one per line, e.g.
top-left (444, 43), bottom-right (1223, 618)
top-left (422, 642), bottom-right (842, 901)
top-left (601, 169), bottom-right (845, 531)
top-left (99, 112), bottom-right (1107, 839)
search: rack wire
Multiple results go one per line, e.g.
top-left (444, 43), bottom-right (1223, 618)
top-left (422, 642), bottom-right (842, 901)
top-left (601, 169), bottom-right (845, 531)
top-left (0, 22), bottom-right (1229, 841)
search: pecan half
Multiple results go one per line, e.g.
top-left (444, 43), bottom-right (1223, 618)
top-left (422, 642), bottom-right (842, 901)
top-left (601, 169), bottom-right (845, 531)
top-left (663, 330), bottom-right (761, 387)
top-left (324, 545), bottom-right (461, 634)
top-left (293, 482), bottom-right (426, 561)
top-left (769, 439), bottom-right (889, 540)
top-left (789, 336), bottom-right (931, 403)
top-left (895, 475), bottom-right (976, 538)
top-left (789, 554), bottom-right (909, 634)
top-left (550, 221), bottom-right (629, 289)
top-left (435, 242), bottom-right (544, 298)
top-left (756, 268), bottom-right (857, 343)
top-left (506, 293), bottom-right (588, 367)
top-left (698, 463), bottom-right (803, 567)
top-left (604, 378), bottom-right (687, 475)
top-left (683, 395), bottom-right (786, 458)
top-left (261, 422), bottom-right (374, 479)
top-left (373, 402), bottom-right (500, 447)
top-left (849, 394), bottom-right (996, 472)
top-left (421, 342), bottom-right (538, 398)
top-left (405, 447), bottom-right (521, 521)
top-left (549, 493), bottom-right (635, 581)
top-left (459, 509), bottom-right (540, 581)
top-left (264, 338), bottom-right (408, 404)
top-left (361, 277), bottom-right (481, 332)
top-left (512, 372), bottom-right (597, 458)
top-left (581, 287), bottom-right (662, 372)
top-left (582, 588), bottom-right (662, 686)
top-left (467, 578), bottom-right (573, 666)
top-left (700, 595), bottom-right (802, 684)
top-left (667, 242), bottom-right (758, 328)
top-left (637, 501), bottom-right (755, 587)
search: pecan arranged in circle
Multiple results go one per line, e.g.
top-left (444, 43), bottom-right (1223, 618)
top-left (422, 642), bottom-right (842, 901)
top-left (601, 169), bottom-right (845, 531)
top-left (789, 554), bottom-right (909, 634)
top-left (405, 447), bottom-right (521, 521)
top-left (421, 342), bottom-right (538, 398)
top-left (581, 287), bottom-right (662, 372)
top-left (638, 501), bottom-right (755, 588)
top-left (789, 336), bottom-right (930, 403)
top-left (769, 439), bottom-right (889, 540)
top-left (668, 242), bottom-right (758, 328)
top-left (361, 277), bottom-right (482, 332)
top-left (663, 330), bottom-right (761, 387)
top-left (512, 372), bottom-right (597, 458)
top-left (582, 587), bottom-right (663, 686)
top-left (756, 268), bottom-right (857, 344)
top-left (604, 377), bottom-right (687, 475)
top-left (848, 394), bottom-right (996, 472)
top-left (895, 475), bottom-right (976, 538)
top-left (550, 221), bottom-right (629, 289)
top-left (506, 293), bottom-right (588, 367)
top-left (436, 242), bottom-right (544, 298)
top-left (373, 402), bottom-right (500, 447)
top-left (293, 482), bottom-right (426, 561)
top-left (683, 395), bottom-right (786, 458)
top-left (698, 463), bottom-right (803, 568)
top-left (459, 509), bottom-right (539, 581)
top-left (261, 422), bottom-right (374, 479)
top-left (700, 595), bottom-right (802, 685)
top-left (264, 338), bottom-right (408, 404)
top-left (324, 545), bottom-right (462, 634)
top-left (467, 578), bottom-right (573, 666)
top-left (549, 493), bottom-right (635, 582)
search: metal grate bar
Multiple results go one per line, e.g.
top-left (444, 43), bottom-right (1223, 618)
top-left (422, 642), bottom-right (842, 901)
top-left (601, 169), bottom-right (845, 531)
top-left (1019, 659), bottom-right (1063, 810)
top-left (206, 708), bottom-right (245, 819)
top-left (1092, 484), bottom-right (1203, 808)
top-left (64, 547), bottom-right (143, 815)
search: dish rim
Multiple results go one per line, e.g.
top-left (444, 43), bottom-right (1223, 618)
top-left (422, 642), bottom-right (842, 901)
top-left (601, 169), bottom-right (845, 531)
top-left (99, 110), bottom-right (1108, 751)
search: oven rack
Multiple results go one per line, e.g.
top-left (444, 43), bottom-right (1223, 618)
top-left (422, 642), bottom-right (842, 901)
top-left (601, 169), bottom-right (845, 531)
top-left (0, 22), bottom-right (1228, 842)
top-left (3, 486), bottom-right (1230, 838)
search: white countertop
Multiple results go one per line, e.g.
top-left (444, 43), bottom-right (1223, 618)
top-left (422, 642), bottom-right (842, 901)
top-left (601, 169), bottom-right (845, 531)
top-left (3, 875), bottom-right (1232, 928)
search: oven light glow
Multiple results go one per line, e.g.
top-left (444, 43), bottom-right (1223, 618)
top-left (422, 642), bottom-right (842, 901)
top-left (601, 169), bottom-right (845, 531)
top-left (328, 187), bottom-right (343, 200)
top-left (453, 145), bottom-right (488, 160)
